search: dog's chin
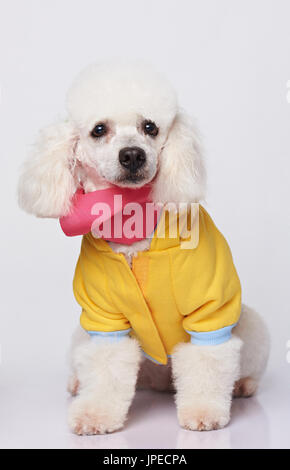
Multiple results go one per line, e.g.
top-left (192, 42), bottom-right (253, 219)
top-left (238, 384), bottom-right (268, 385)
top-left (113, 171), bottom-right (157, 188)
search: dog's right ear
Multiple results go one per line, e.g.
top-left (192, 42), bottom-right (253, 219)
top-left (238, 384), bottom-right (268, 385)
top-left (18, 121), bottom-right (80, 218)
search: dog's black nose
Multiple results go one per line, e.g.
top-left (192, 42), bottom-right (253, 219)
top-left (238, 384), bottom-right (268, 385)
top-left (119, 147), bottom-right (146, 172)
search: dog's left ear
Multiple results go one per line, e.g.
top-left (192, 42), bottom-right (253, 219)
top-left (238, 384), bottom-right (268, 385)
top-left (152, 111), bottom-right (206, 204)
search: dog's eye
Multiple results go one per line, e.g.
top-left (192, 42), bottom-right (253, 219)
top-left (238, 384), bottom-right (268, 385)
top-left (91, 123), bottom-right (107, 138)
top-left (143, 120), bottom-right (159, 137)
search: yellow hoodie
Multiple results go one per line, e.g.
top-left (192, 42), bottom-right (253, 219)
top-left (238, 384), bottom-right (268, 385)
top-left (73, 206), bottom-right (241, 365)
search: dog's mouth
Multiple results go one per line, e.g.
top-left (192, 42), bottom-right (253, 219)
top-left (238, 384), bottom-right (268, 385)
top-left (116, 173), bottom-right (148, 186)
top-left (113, 167), bottom-right (158, 188)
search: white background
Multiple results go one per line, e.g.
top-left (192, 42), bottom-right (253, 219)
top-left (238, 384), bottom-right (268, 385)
top-left (0, 0), bottom-right (290, 448)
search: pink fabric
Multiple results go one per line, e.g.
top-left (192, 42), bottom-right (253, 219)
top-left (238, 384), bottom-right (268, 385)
top-left (59, 185), bottom-right (160, 245)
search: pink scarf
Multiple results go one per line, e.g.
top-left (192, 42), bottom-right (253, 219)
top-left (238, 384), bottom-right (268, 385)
top-left (60, 185), bottom-right (161, 245)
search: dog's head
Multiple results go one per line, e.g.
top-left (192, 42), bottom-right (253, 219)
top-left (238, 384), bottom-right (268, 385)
top-left (18, 62), bottom-right (206, 217)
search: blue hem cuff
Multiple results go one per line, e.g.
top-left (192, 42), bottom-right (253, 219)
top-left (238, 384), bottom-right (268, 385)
top-left (87, 328), bottom-right (131, 343)
top-left (186, 323), bottom-right (237, 346)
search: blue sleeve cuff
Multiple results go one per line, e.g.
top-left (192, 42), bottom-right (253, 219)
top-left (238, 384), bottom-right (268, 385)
top-left (86, 328), bottom-right (132, 344)
top-left (186, 323), bottom-right (237, 346)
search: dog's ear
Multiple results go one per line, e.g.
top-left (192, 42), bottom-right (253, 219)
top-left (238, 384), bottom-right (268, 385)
top-left (18, 121), bottom-right (80, 218)
top-left (152, 111), bottom-right (206, 204)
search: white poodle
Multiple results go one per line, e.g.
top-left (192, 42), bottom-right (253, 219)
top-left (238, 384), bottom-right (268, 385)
top-left (18, 62), bottom-right (270, 434)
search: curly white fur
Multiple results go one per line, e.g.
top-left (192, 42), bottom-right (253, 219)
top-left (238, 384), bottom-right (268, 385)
top-left (68, 332), bottom-right (141, 435)
top-left (152, 112), bottom-right (206, 204)
top-left (232, 304), bottom-right (270, 397)
top-left (172, 336), bottom-right (242, 431)
top-left (18, 121), bottom-right (79, 217)
top-left (18, 62), bottom-right (270, 435)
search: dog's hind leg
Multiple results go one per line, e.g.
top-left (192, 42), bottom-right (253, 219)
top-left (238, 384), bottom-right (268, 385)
top-left (233, 304), bottom-right (270, 398)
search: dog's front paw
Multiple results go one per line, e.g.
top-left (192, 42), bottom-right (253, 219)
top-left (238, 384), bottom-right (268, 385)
top-left (178, 405), bottom-right (230, 431)
top-left (68, 397), bottom-right (125, 435)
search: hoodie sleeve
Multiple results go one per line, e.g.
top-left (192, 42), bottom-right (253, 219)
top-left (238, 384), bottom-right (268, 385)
top-left (173, 206), bottom-right (242, 345)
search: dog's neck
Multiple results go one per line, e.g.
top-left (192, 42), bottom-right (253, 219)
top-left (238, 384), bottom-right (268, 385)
top-left (109, 238), bottom-right (151, 267)
top-left (81, 177), bottom-right (154, 266)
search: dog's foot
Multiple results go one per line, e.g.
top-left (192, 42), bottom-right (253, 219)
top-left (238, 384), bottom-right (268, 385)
top-left (233, 377), bottom-right (258, 398)
top-left (178, 405), bottom-right (230, 431)
top-left (68, 397), bottom-right (125, 435)
top-left (67, 375), bottom-right (79, 396)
